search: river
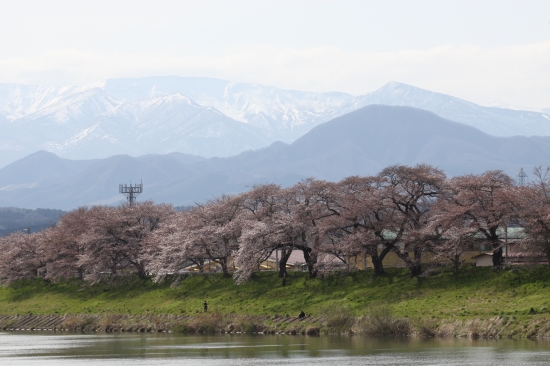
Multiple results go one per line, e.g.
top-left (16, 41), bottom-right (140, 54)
top-left (1, 332), bottom-right (549, 365)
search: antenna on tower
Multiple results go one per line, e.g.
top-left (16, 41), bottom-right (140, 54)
top-left (517, 168), bottom-right (527, 186)
top-left (119, 180), bottom-right (143, 206)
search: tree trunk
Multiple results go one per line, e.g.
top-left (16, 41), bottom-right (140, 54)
top-left (392, 245), bottom-right (422, 277)
top-left (110, 266), bottom-right (117, 280)
top-left (136, 262), bottom-right (147, 279)
top-left (220, 259), bottom-right (230, 277)
top-left (453, 254), bottom-right (460, 275)
top-left (278, 248), bottom-right (292, 278)
top-left (198, 259), bottom-right (204, 273)
top-left (301, 247), bottom-right (317, 278)
top-left (409, 245), bottom-right (422, 277)
top-left (369, 246), bottom-right (385, 276)
top-left (492, 244), bottom-right (503, 268)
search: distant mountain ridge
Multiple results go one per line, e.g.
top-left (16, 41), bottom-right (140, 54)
top-left (0, 207), bottom-right (65, 236)
top-left (0, 77), bottom-right (549, 168)
top-left (1, 105), bottom-right (549, 210)
top-left (345, 82), bottom-right (550, 137)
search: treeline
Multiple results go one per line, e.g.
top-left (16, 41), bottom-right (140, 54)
top-left (1, 164), bottom-right (550, 286)
top-left (0, 207), bottom-right (66, 237)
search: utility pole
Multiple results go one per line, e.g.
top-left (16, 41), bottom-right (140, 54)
top-left (505, 224), bottom-right (508, 265)
top-left (119, 180), bottom-right (143, 206)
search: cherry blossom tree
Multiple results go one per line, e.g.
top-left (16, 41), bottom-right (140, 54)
top-left (234, 184), bottom-right (296, 282)
top-left (234, 179), bottom-right (339, 282)
top-left (517, 167), bottom-right (550, 268)
top-left (41, 207), bottom-right (92, 281)
top-left (422, 195), bottom-right (479, 275)
top-left (182, 195), bottom-right (244, 277)
top-left (278, 179), bottom-right (338, 278)
top-left (146, 195), bottom-right (244, 280)
top-left (323, 175), bottom-right (396, 276)
top-left (377, 164), bottom-right (445, 276)
top-left (144, 210), bottom-right (207, 281)
top-left (77, 202), bottom-right (173, 283)
top-left (437, 171), bottom-right (519, 268)
top-left (0, 231), bottom-right (48, 284)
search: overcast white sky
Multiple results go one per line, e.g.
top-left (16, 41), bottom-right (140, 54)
top-left (0, 0), bottom-right (549, 110)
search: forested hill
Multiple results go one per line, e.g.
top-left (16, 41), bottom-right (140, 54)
top-left (4, 105), bottom-right (550, 209)
top-left (0, 207), bottom-right (65, 236)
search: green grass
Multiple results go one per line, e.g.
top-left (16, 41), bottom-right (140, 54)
top-left (1, 266), bottom-right (550, 322)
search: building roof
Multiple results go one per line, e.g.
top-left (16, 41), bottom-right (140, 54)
top-left (472, 252), bottom-right (493, 259)
top-left (267, 250), bottom-right (342, 265)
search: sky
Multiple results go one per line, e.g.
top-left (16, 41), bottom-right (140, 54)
top-left (0, 0), bottom-right (549, 110)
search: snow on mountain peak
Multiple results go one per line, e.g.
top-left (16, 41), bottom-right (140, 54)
top-left (1, 76), bottom-right (550, 169)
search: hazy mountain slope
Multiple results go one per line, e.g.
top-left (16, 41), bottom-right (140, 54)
top-left (0, 154), bottom-right (197, 208)
top-left (345, 82), bottom-right (550, 137)
top-left (2, 105), bottom-right (550, 209)
top-left (0, 151), bottom-right (97, 190)
top-left (194, 105), bottom-right (550, 183)
top-left (288, 105), bottom-right (550, 177)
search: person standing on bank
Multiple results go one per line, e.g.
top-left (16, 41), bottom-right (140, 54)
top-left (203, 300), bottom-right (208, 312)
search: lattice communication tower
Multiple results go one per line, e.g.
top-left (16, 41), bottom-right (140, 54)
top-left (119, 180), bottom-right (143, 206)
top-left (517, 168), bottom-right (528, 186)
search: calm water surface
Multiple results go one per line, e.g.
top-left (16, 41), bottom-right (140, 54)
top-left (0, 331), bottom-right (549, 365)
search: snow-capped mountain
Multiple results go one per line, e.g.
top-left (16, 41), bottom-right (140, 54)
top-left (0, 83), bottom-right (99, 121)
top-left (103, 76), bottom-right (353, 139)
top-left (58, 93), bottom-right (271, 159)
top-left (0, 77), bottom-right (355, 167)
top-left (0, 87), bottom-right (121, 166)
top-left (1, 77), bottom-right (549, 168)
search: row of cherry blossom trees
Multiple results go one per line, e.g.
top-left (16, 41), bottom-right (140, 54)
top-left (0, 202), bottom-right (174, 284)
top-left (1, 164), bottom-right (550, 286)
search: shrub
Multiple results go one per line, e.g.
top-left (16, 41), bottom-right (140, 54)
top-left (171, 320), bottom-right (193, 333)
top-left (357, 307), bottom-right (410, 335)
top-left (320, 303), bottom-right (355, 332)
top-left (186, 313), bottom-right (226, 333)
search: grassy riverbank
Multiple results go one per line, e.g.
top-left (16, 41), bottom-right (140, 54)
top-left (1, 266), bottom-right (550, 337)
